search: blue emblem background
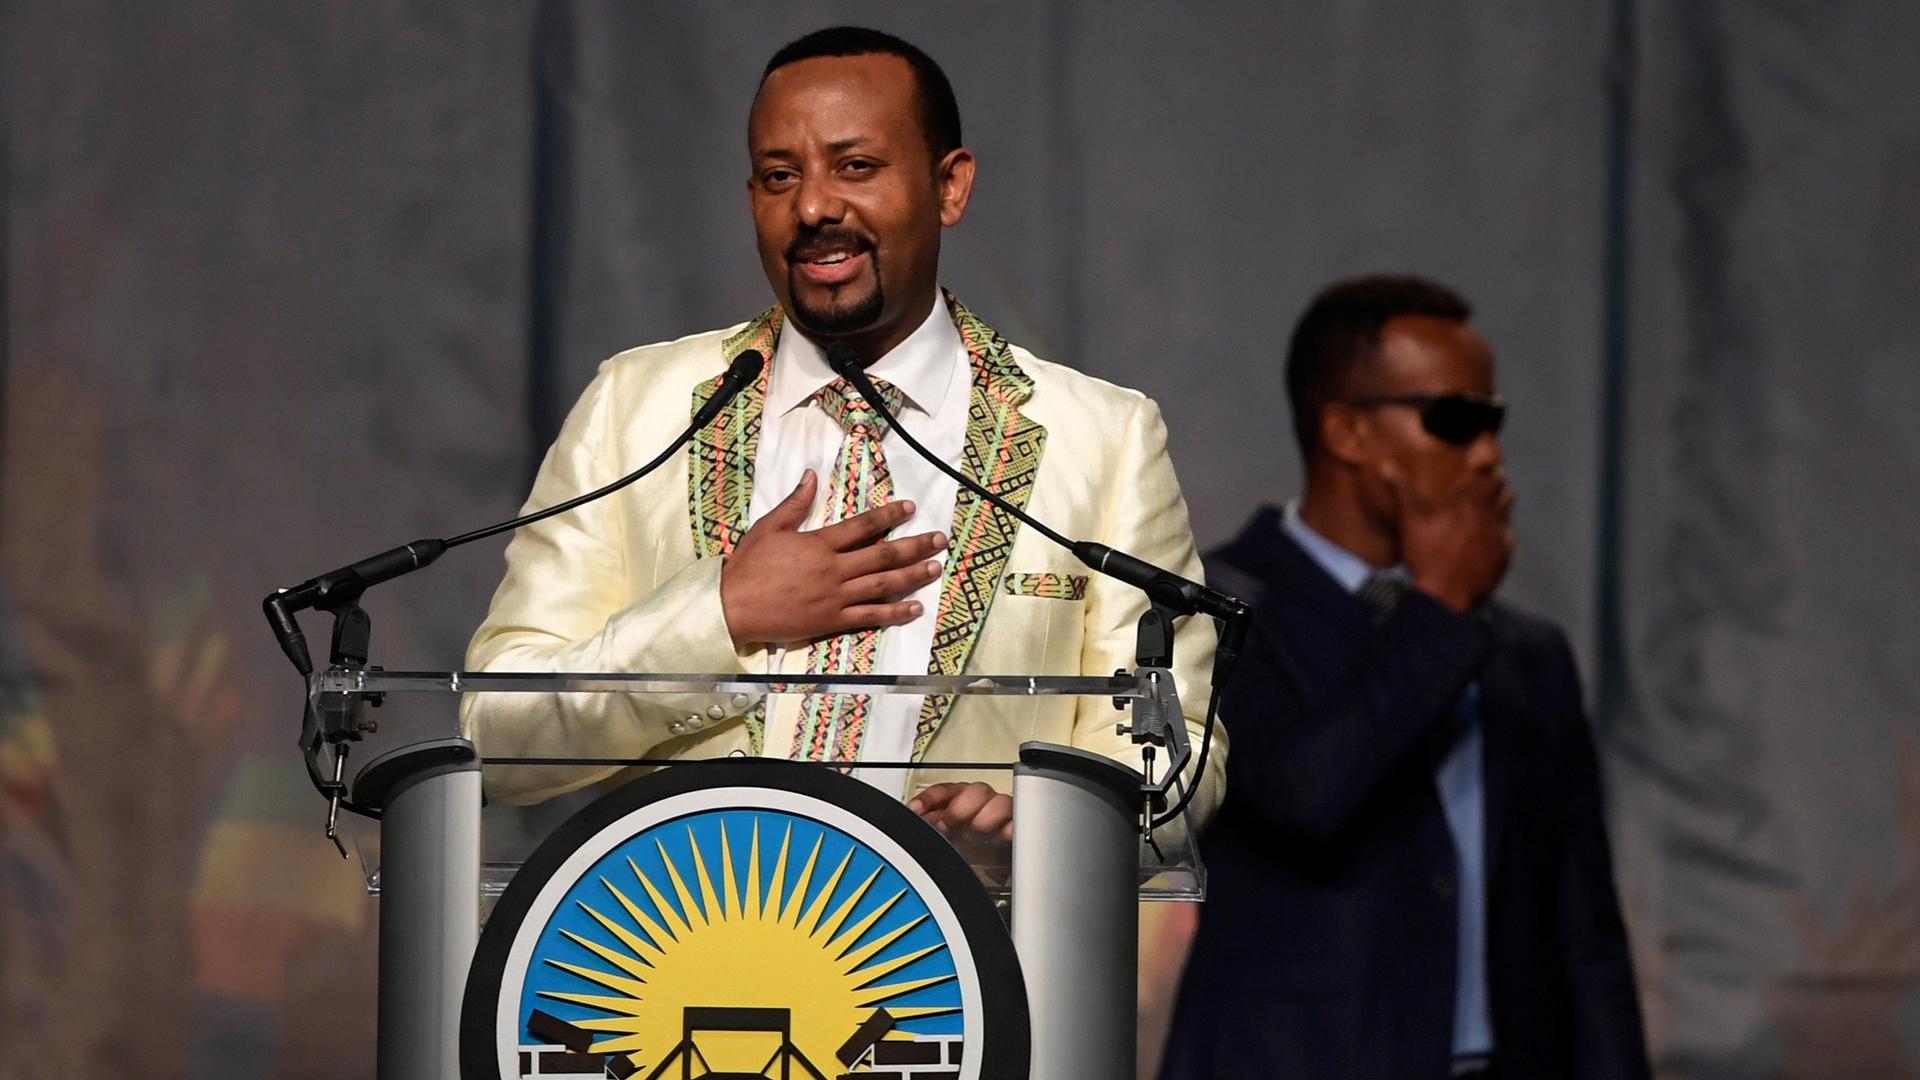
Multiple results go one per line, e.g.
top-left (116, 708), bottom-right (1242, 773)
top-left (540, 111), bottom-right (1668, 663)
top-left (517, 807), bottom-right (965, 1041)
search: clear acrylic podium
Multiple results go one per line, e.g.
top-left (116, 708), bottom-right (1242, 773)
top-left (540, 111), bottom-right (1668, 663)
top-left (315, 668), bottom-right (1206, 1080)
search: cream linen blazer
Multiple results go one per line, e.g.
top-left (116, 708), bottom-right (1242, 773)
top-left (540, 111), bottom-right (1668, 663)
top-left (462, 297), bottom-right (1225, 825)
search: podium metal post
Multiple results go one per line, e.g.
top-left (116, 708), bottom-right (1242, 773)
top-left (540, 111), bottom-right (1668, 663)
top-left (354, 738), bottom-right (483, 1080)
top-left (1011, 743), bottom-right (1142, 1080)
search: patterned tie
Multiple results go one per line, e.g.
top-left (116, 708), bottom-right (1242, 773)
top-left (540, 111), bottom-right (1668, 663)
top-left (792, 375), bottom-right (907, 765)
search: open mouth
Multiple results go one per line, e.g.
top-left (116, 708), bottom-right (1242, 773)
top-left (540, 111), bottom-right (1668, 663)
top-left (792, 245), bottom-right (871, 285)
top-left (791, 247), bottom-right (867, 286)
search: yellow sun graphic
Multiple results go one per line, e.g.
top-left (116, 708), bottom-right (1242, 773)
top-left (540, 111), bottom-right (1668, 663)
top-left (533, 817), bottom-right (958, 1072)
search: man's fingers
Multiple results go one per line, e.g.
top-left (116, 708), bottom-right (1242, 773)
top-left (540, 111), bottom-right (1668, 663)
top-left (1377, 459), bottom-right (1413, 515)
top-left (838, 600), bottom-right (924, 630)
top-left (908, 782), bottom-right (963, 815)
top-left (839, 531), bottom-right (947, 578)
top-left (762, 471), bottom-right (818, 530)
top-left (842, 561), bottom-right (942, 604)
top-left (970, 793), bottom-right (1014, 838)
top-left (940, 782), bottom-right (999, 830)
top-left (911, 783), bottom-right (1013, 842)
top-left (820, 499), bottom-right (916, 551)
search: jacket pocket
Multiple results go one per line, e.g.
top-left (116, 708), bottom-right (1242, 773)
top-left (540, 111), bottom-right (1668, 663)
top-left (1001, 571), bottom-right (1089, 600)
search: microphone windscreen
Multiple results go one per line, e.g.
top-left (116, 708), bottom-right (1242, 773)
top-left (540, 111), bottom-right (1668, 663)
top-left (826, 343), bottom-right (861, 376)
top-left (729, 348), bottom-right (765, 382)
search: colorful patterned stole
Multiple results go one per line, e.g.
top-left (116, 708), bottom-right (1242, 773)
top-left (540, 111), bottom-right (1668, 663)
top-left (688, 294), bottom-right (1048, 758)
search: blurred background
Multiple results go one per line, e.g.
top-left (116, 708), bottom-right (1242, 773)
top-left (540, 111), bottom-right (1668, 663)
top-left (4, 2), bottom-right (1918, 1076)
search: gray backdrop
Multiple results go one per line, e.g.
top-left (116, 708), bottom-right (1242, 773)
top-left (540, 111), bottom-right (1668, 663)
top-left (2, 2), bottom-right (1916, 1076)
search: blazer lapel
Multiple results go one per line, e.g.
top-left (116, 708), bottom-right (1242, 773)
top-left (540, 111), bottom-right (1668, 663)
top-left (689, 309), bottom-right (778, 752)
top-left (1240, 519), bottom-right (1378, 703)
top-left (1474, 622), bottom-right (1523, 884)
top-left (688, 308), bottom-right (780, 561)
top-left (912, 294), bottom-right (1048, 758)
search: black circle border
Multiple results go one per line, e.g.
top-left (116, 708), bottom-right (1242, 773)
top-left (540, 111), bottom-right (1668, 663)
top-left (459, 758), bottom-right (1030, 1079)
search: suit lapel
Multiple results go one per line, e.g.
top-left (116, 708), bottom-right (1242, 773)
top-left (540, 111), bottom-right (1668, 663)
top-left (1474, 621), bottom-right (1523, 884)
top-left (1257, 523), bottom-right (1379, 701)
top-left (689, 309), bottom-right (778, 751)
top-left (688, 308), bottom-right (780, 561)
top-left (912, 294), bottom-right (1048, 758)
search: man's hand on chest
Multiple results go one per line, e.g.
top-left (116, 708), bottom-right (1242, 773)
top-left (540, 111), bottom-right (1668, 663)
top-left (719, 469), bottom-right (947, 649)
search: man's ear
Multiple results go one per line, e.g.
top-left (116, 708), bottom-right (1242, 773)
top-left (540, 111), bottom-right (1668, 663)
top-left (937, 147), bottom-right (976, 227)
top-left (1319, 403), bottom-right (1371, 467)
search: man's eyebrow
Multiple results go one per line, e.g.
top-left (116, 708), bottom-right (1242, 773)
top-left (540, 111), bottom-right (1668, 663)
top-left (751, 136), bottom-right (874, 162)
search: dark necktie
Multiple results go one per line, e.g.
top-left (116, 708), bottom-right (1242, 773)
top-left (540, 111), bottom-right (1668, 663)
top-left (1356, 571), bottom-right (1409, 625)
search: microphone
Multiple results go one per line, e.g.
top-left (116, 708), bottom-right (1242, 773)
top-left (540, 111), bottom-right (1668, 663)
top-left (263, 348), bottom-right (766, 676)
top-left (825, 343), bottom-right (1250, 679)
top-left (264, 540), bottom-right (446, 675)
top-left (690, 348), bottom-right (772, 430)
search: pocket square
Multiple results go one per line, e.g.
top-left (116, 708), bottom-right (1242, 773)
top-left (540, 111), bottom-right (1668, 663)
top-left (1002, 572), bottom-right (1088, 600)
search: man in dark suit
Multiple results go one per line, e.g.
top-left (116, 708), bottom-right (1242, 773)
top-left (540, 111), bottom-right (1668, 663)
top-left (1160, 275), bottom-right (1650, 1079)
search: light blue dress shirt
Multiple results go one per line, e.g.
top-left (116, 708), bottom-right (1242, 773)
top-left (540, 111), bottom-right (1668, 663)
top-left (1281, 502), bottom-right (1493, 1058)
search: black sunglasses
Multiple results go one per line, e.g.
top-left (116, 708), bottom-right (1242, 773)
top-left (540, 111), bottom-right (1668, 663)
top-left (1346, 392), bottom-right (1507, 445)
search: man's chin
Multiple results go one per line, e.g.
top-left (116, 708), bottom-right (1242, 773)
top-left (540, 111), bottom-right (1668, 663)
top-left (788, 282), bottom-right (884, 338)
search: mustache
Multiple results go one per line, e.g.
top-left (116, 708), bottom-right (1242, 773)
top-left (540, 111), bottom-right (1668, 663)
top-left (786, 226), bottom-right (874, 262)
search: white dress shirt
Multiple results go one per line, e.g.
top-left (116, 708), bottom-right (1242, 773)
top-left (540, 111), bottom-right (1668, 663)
top-left (747, 297), bottom-right (969, 794)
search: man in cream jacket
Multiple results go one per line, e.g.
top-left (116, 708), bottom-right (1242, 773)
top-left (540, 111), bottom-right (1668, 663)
top-left (462, 27), bottom-right (1224, 841)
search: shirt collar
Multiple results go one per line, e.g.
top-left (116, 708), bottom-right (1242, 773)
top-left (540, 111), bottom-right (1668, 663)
top-left (1280, 498), bottom-right (1407, 595)
top-left (766, 293), bottom-right (965, 420)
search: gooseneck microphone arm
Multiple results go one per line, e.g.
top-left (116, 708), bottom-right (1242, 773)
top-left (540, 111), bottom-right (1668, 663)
top-left (262, 349), bottom-right (766, 677)
top-left (262, 349), bottom-right (764, 849)
top-left (826, 344), bottom-right (1248, 829)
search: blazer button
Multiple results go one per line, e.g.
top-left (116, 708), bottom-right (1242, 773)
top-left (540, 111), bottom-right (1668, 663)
top-left (707, 703), bottom-right (726, 720)
top-left (668, 721), bottom-right (685, 736)
top-left (1432, 872), bottom-right (1457, 901)
top-left (730, 693), bottom-right (752, 710)
top-left (686, 714), bottom-right (703, 731)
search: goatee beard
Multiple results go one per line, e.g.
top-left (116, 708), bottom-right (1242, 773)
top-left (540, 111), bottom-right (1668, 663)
top-left (788, 277), bottom-right (885, 337)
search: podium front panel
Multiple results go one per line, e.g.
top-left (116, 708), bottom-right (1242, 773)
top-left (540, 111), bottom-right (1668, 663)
top-left (319, 670), bottom-right (1208, 1080)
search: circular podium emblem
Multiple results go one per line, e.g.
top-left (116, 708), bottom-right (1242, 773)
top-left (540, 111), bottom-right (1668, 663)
top-left (462, 759), bottom-right (1029, 1079)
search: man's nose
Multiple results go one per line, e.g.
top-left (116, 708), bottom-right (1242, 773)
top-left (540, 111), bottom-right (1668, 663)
top-left (796, 175), bottom-right (847, 228)
top-left (1469, 430), bottom-right (1504, 471)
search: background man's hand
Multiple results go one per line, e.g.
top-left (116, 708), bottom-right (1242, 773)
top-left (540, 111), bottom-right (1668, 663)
top-left (1385, 461), bottom-right (1515, 614)
top-left (908, 781), bottom-right (1015, 844)
top-left (720, 471), bottom-right (947, 648)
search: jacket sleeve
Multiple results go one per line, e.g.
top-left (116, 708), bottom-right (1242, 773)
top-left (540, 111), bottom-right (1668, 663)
top-left (1544, 633), bottom-right (1653, 1079)
top-left (1222, 587), bottom-right (1491, 852)
top-left (1069, 394), bottom-right (1227, 832)
top-left (459, 358), bottom-right (758, 804)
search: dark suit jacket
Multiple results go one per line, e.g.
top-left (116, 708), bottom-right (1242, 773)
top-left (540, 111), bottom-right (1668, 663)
top-left (1161, 507), bottom-right (1650, 1080)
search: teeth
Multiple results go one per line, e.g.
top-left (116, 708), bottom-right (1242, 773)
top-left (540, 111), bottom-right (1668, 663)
top-left (816, 253), bottom-right (849, 264)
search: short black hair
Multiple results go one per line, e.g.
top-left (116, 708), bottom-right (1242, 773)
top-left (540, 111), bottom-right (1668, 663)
top-left (1285, 273), bottom-right (1474, 460)
top-left (759, 26), bottom-right (963, 160)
